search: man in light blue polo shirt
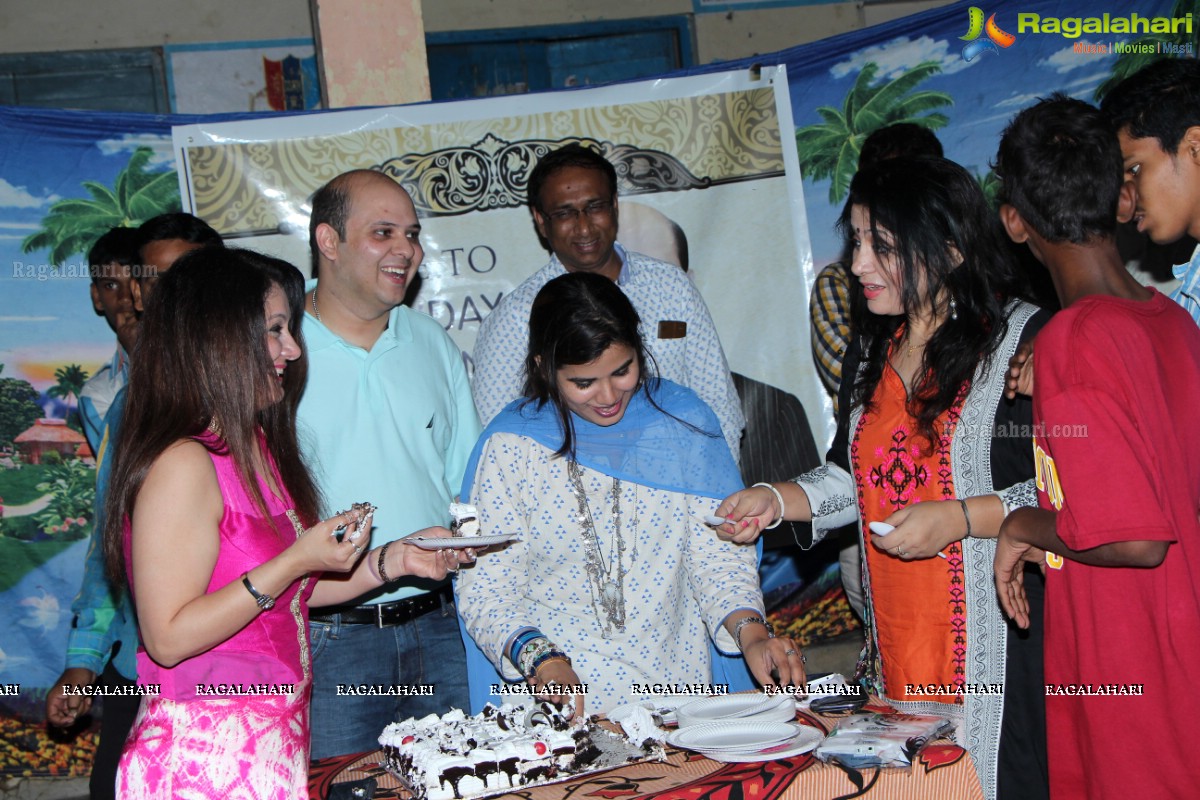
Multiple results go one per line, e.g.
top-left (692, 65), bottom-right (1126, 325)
top-left (300, 169), bottom-right (481, 759)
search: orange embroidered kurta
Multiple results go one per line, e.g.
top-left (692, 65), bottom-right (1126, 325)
top-left (852, 363), bottom-right (966, 705)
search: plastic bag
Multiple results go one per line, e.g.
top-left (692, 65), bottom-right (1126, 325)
top-left (813, 712), bottom-right (954, 769)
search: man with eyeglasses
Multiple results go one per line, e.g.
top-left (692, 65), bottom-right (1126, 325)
top-left (470, 143), bottom-right (744, 456)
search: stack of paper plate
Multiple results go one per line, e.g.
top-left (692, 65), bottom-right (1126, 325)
top-left (675, 693), bottom-right (796, 727)
top-left (665, 721), bottom-right (823, 762)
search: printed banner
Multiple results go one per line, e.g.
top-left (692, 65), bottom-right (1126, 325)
top-left (172, 68), bottom-right (817, 423)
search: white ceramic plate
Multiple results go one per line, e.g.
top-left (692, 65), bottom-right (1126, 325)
top-left (401, 533), bottom-right (519, 550)
top-left (675, 693), bottom-right (794, 727)
top-left (698, 726), bottom-right (823, 763)
top-left (667, 721), bottom-right (800, 753)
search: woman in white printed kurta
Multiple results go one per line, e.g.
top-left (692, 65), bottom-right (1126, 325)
top-left (455, 272), bottom-right (804, 716)
top-left (458, 424), bottom-right (762, 712)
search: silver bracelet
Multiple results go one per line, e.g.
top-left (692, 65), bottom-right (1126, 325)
top-left (732, 615), bottom-right (773, 651)
top-left (240, 572), bottom-right (275, 611)
top-left (752, 483), bottom-right (785, 529)
top-left (518, 636), bottom-right (554, 678)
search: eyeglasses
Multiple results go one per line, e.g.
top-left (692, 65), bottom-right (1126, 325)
top-left (543, 199), bottom-right (614, 226)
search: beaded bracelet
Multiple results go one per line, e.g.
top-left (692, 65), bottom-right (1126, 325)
top-left (376, 542), bottom-right (393, 584)
top-left (752, 483), bottom-right (785, 530)
top-left (518, 637), bottom-right (557, 678)
top-left (518, 637), bottom-right (551, 675)
top-left (733, 615), bottom-right (774, 652)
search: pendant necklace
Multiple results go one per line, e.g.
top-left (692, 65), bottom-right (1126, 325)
top-left (567, 460), bottom-right (638, 638)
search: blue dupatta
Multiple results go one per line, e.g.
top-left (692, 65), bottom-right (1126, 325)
top-left (456, 379), bottom-right (759, 712)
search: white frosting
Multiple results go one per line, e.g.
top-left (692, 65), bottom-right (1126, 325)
top-left (618, 705), bottom-right (665, 746)
top-left (449, 502), bottom-right (481, 537)
top-left (380, 701), bottom-right (587, 800)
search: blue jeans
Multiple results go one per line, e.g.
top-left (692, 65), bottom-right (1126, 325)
top-left (308, 596), bottom-right (468, 759)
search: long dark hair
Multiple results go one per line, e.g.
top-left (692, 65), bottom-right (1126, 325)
top-left (104, 247), bottom-right (322, 583)
top-left (841, 156), bottom-right (1024, 451)
top-left (523, 272), bottom-right (660, 458)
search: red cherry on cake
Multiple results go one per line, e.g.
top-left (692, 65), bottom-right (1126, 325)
top-left (534, 741), bottom-right (547, 755)
top-left (402, 735), bottom-right (415, 744)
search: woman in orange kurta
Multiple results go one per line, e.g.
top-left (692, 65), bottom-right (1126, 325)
top-left (853, 364), bottom-right (967, 700)
top-left (718, 156), bottom-right (1048, 800)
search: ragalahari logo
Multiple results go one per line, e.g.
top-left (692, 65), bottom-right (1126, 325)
top-left (960, 7), bottom-right (1017, 61)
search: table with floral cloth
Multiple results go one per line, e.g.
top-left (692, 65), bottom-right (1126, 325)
top-left (308, 699), bottom-right (983, 800)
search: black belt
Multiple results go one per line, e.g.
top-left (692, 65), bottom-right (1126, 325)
top-left (310, 586), bottom-right (452, 628)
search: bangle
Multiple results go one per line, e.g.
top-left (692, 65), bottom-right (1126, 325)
top-left (531, 650), bottom-right (571, 676)
top-left (959, 498), bottom-right (973, 539)
top-left (752, 483), bottom-right (785, 529)
top-left (733, 615), bottom-right (773, 651)
top-left (240, 572), bottom-right (275, 611)
top-left (376, 542), bottom-right (393, 584)
top-left (518, 636), bottom-right (554, 678)
top-left (508, 628), bottom-right (542, 665)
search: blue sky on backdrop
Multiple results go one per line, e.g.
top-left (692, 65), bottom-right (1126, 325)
top-left (772, 0), bottom-right (1178, 265)
top-left (0, 121), bottom-right (176, 390)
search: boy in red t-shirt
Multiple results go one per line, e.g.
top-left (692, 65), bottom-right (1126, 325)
top-left (994, 95), bottom-right (1200, 799)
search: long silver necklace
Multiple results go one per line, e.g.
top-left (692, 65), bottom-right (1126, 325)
top-left (567, 460), bottom-right (638, 638)
top-left (311, 290), bottom-right (321, 321)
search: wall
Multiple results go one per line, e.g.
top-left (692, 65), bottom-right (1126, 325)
top-left (0, 0), bottom-right (313, 53)
top-left (420, 0), bottom-right (693, 32)
top-left (0, 0), bottom-right (953, 65)
top-left (421, 0), bottom-right (954, 63)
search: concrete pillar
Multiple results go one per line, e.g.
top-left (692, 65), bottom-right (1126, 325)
top-left (310, 0), bottom-right (430, 108)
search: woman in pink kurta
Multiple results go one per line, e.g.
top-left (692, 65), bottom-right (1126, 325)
top-left (103, 247), bottom-right (464, 799)
top-left (118, 428), bottom-right (317, 798)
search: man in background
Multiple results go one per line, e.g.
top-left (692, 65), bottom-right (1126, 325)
top-left (471, 143), bottom-right (744, 458)
top-left (995, 95), bottom-right (1200, 800)
top-left (1100, 57), bottom-right (1200, 323)
top-left (78, 228), bottom-right (140, 453)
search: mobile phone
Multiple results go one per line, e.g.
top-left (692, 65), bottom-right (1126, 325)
top-left (810, 685), bottom-right (868, 714)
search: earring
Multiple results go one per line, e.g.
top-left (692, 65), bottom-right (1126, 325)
top-left (949, 297), bottom-right (958, 321)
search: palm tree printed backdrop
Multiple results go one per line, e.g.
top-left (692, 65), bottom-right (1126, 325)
top-left (46, 364), bottom-right (89, 429)
top-left (975, 169), bottom-right (1002, 212)
top-left (795, 60), bottom-right (953, 205)
top-left (20, 146), bottom-right (180, 266)
top-left (1094, 0), bottom-right (1198, 101)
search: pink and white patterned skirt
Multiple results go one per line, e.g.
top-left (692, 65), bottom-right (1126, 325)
top-left (117, 683), bottom-right (310, 799)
